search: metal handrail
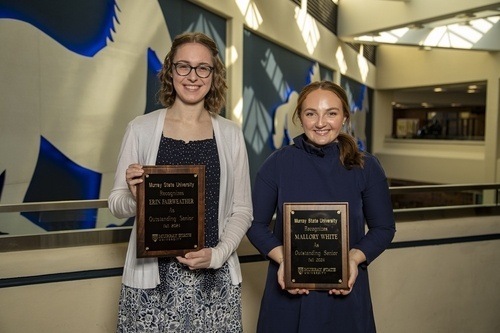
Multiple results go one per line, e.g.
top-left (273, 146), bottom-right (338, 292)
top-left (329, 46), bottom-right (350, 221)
top-left (0, 183), bottom-right (498, 213)
top-left (389, 183), bottom-right (500, 195)
top-left (1, 183), bottom-right (499, 252)
top-left (0, 199), bottom-right (108, 213)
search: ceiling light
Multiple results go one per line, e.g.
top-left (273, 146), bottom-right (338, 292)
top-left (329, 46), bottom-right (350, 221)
top-left (434, 87), bottom-right (444, 92)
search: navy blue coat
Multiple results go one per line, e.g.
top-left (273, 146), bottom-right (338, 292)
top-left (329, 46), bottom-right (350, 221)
top-left (247, 134), bottom-right (396, 333)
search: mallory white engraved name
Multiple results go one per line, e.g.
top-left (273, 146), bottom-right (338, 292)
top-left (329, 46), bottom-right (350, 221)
top-left (294, 233), bottom-right (339, 240)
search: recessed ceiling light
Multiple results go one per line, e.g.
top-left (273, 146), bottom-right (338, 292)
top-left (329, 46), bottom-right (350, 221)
top-left (434, 87), bottom-right (444, 92)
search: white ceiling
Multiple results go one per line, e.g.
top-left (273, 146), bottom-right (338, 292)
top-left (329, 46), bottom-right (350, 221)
top-left (337, 0), bottom-right (498, 108)
top-left (338, 1), bottom-right (500, 52)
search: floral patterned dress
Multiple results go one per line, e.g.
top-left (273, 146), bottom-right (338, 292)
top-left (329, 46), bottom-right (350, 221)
top-left (116, 135), bottom-right (242, 333)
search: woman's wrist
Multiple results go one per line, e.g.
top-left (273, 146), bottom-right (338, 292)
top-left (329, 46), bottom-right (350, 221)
top-left (349, 248), bottom-right (366, 266)
top-left (268, 246), bottom-right (285, 265)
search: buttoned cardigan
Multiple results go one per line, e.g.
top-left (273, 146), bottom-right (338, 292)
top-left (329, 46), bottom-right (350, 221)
top-left (108, 108), bottom-right (252, 288)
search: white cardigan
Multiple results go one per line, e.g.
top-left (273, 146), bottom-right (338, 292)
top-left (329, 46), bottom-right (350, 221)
top-left (108, 108), bottom-right (253, 288)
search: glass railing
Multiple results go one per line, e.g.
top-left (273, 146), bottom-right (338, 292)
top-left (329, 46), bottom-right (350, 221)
top-left (1, 183), bottom-right (499, 252)
top-left (390, 183), bottom-right (500, 221)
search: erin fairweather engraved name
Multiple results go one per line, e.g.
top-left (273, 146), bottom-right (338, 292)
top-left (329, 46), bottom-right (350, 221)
top-left (148, 198), bottom-right (194, 205)
top-left (293, 218), bottom-right (338, 224)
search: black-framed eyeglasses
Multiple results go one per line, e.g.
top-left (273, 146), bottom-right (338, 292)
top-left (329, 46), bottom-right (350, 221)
top-left (172, 62), bottom-right (214, 78)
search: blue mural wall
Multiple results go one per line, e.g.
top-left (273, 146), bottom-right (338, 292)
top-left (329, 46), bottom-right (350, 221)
top-left (242, 29), bottom-right (335, 182)
top-left (0, 0), bottom-right (118, 231)
top-left (241, 29), bottom-right (371, 182)
top-left (341, 76), bottom-right (373, 152)
top-left (0, 0), bottom-right (119, 57)
top-left (0, 0), bottom-right (225, 233)
top-left (0, 0), bottom-right (370, 235)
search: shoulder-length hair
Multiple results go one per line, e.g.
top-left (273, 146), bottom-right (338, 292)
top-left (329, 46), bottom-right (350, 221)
top-left (157, 32), bottom-right (227, 115)
top-left (293, 80), bottom-right (365, 169)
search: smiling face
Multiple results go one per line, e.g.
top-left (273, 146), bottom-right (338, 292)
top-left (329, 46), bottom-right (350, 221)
top-left (298, 88), bottom-right (347, 147)
top-left (171, 42), bottom-right (213, 108)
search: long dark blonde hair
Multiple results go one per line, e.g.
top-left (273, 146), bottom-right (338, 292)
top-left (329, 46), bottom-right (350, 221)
top-left (157, 32), bottom-right (227, 115)
top-left (293, 80), bottom-right (365, 169)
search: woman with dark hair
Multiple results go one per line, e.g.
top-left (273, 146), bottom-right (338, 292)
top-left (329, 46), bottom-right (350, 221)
top-left (109, 32), bottom-right (252, 332)
top-left (247, 80), bottom-right (395, 332)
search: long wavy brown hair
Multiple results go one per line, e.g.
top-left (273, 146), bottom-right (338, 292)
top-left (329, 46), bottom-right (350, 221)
top-left (157, 32), bottom-right (227, 115)
top-left (293, 80), bottom-right (365, 169)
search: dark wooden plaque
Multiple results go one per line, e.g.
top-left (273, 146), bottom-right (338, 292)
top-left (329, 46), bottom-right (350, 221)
top-left (283, 203), bottom-right (349, 290)
top-left (136, 165), bottom-right (205, 258)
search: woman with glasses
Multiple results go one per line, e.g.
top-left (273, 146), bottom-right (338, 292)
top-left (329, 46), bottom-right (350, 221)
top-left (109, 32), bottom-right (253, 332)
